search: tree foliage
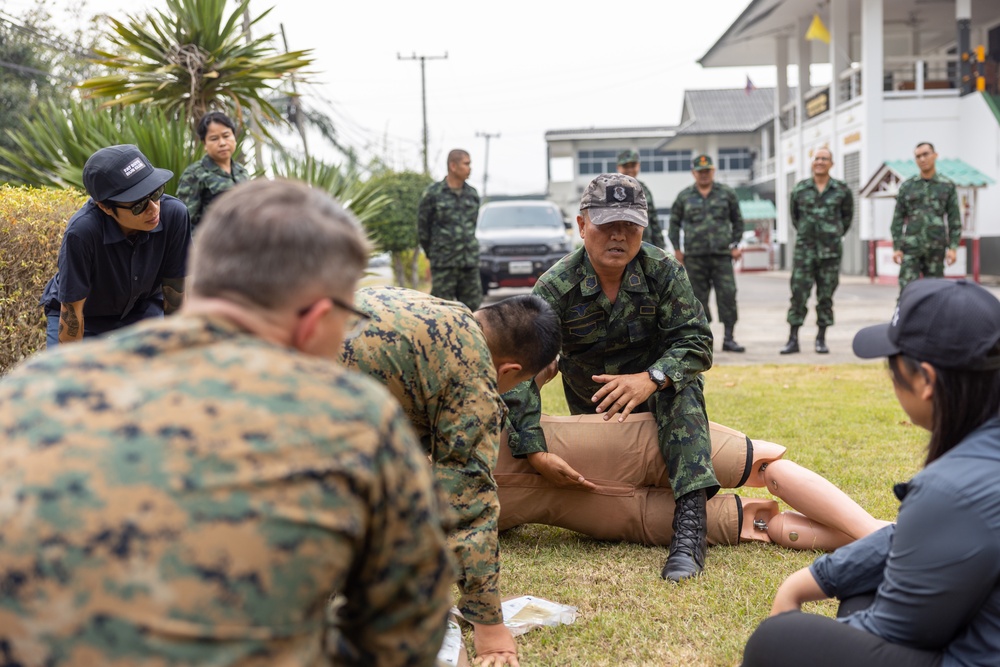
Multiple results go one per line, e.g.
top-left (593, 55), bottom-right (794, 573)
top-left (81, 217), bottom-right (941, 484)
top-left (0, 100), bottom-right (198, 195)
top-left (78, 0), bottom-right (312, 135)
top-left (270, 154), bottom-right (388, 227)
top-left (0, 2), bottom-right (102, 169)
top-left (363, 170), bottom-right (432, 287)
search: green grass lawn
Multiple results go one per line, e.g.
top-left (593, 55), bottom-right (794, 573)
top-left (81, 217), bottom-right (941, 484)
top-left (492, 363), bottom-right (927, 666)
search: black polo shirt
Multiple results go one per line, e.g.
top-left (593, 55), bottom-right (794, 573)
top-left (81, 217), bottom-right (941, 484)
top-left (41, 196), bottom-right (190, 335)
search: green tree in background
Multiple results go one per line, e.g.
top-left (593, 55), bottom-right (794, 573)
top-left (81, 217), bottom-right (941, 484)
top-left (78, 0), bottom-right (311, 136)
top-left (0, 101), bottom-right (197, 194)
top-left (363, 170), bottom-right (432, 288)
top-left (0, 2), bottom-right (102, 177)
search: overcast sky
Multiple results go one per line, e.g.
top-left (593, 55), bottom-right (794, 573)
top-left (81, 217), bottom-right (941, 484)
top-left (21, 0), bottom-right (784, 194)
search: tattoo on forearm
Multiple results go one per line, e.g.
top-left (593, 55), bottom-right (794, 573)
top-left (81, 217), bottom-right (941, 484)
top-left (162, 278), bottom-right (185, 315)
top-left (61, 306), bottom-right (80, 338)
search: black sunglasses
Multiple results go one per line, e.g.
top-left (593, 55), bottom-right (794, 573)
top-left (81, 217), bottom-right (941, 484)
top-left (112, 184), bottom-right (165, 216)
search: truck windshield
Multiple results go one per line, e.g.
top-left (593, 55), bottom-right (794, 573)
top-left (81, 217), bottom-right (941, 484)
top-left (478, 206), bottom-right (563, 231)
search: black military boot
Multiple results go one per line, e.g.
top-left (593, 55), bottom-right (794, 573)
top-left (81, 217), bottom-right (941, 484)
top-left (815, 326), bottom-right (829, 354)
top-left (721, 326), bottom-right (745, 353)
top-left (779, 326), bottom-right (800, 354)
top-left (661, 489), bottom-right (708, 582)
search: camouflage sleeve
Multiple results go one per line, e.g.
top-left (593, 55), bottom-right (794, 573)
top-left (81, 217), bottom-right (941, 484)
top-left (729, 187), bottom-right (744, 246)
top-left (500, 379), bottom-right (546, 457)
top-left (841, 185), bottom-right (855, 236)
top-left (417, 187), bottom-right (434, 256)
top-left (668, 192), bottom-right (684, 249)
top-left (336, 401), bottom-right (455, 665)
top-left (649, 261), bottom-right (713, 392)
top-left (789, 183), bottom-right (801, 231)
top-left (175, 163), bottom-right (203, 229)
top-left (890, 182), bottom-right (908, 252)
top-left (643, 184), bottom-right (665, 249)
top-left (946, 183), bottom-right (962, 249)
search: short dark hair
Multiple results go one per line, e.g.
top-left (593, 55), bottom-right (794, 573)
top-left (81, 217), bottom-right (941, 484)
top-left (915, 141), bottom-right (935, 153)
top-left (190, 179), bottom-right (369, 309)
top-left (447, 149), bottom-right (470, 165)
top-left (197, 112), bottom-right (237, 142)
top-left (889, 352), bottom-right (1000, 465)
top-left (478, 295), bottom-right (561, 375)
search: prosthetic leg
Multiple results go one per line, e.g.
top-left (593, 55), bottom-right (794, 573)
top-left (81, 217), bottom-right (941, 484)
top-left (496, 414), bottom-right (888, 551)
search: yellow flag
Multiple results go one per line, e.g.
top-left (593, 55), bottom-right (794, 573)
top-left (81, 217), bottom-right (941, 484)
top-left (805, 14), bottom-right (831, 44)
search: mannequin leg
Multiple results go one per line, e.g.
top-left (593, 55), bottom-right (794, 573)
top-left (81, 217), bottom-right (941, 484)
top-left (757, 459), bottom-right (889, 540)
top-left (496, 415), bottom-right (886, 551)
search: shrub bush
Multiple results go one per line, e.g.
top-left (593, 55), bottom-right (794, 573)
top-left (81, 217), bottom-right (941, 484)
top-left (0, 185), bottom-right (87, 374)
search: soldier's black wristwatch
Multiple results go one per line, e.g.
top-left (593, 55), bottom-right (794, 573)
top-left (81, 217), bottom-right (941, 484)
top-left (648, 368), bottom-right (667, 391)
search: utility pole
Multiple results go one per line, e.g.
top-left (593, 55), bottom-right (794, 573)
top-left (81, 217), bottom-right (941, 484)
top-left (280, 23), bottom-right (308, 160)
top-left (397, 52), bottom-right (447, 175)
top-left (475, 131), bottom-right (500, 198)
top-left (241, 7), bottom-right (264, 173)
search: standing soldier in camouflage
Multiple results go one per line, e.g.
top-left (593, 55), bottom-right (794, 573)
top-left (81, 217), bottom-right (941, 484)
top-left (617, 148), bottom-right (666, 249)
top-left (176, 111), bottom-right (250, 231)
top-left (891, 141), bottom-right (962, 295)
top-left (505, 173), bottom-right (719, 582)
top-left (418, 149), bottom-right (482, 310)
top-left (669, 154), bottom-right (746, 352)
top-left (0, 180), bottom-right (455, 667)
top-left (780, 148), bottom-right (854, 355)
top-left (342, 287), bottom-right (560, 667)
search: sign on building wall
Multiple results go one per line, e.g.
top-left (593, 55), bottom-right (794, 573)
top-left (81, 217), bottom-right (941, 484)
top-left (805, 88), bottom-right (830, 119)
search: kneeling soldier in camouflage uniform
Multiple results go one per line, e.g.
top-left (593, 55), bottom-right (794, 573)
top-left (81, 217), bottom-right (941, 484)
top-left (505, 173), bottom-right (719, 582)
top-left (781, 148), bottom-right (854, 354)
top-left (0, 180), bottom-right (454, 666)
top-left (342, 287), bottom-right (560, 667)
top-left (890, 142), bottom-right (962, 296)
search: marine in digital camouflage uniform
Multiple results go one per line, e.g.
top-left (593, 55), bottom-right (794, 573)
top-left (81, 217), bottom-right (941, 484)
top-left (617, 148), bottom-right (666, 249)
top-left (342, 287), bottom-right (505, 625)
top-left (669, 154), bottom-right (746, 352)
top-left (176, 154), bottom-right (251, 230)
top-left (780, 148), bottom-right (854, 355)
top-left (505, 173), bottom-right (718, 582)
top-left (342, 286), bottom-right (559, 666)
top-left (418, 149), bottom-right (482, 310)
top-left (890, 142), bottom-right (962, 296)
top-left (0, 179), bottom-right (455, 667)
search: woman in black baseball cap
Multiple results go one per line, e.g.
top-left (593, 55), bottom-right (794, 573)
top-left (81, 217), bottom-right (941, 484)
top-left (743, 278), bottom-right (1000, 667)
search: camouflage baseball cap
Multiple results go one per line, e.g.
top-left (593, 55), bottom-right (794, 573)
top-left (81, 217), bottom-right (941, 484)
top-left (692, 154), bottom-right (714, 171)
top-left (617, 149), bottom-right (640, 166)
top-left (579, 173), bottom-right (648, 228)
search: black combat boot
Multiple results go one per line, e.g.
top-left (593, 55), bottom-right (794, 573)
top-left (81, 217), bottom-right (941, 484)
top-left (815, 326), bottom-right (829, 354)
top-left (779, 326), bottom-right (800, 354)
top-left (661, 489), bottom-right (708, 582)
top-left (722, 326), bottom-right (745, 353)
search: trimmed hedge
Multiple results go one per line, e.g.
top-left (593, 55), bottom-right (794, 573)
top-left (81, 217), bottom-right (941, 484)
top-left (0, 185), bottom-right (87, 374)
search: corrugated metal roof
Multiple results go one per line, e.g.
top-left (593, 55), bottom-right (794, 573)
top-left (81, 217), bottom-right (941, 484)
top-left (674, 88), bottom-right (775, 135)
top-left (739, 199), bottom-right (777, 220)
top-left (544, 126), bottom-right (676, 141)
top-left (884, 158), bottom-right (996, 187)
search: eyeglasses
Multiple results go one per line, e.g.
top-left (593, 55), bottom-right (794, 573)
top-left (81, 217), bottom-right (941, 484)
top-left (112, 185), bottom-right (165, 216)
top-left (299, 296), bottom-right (371, 339)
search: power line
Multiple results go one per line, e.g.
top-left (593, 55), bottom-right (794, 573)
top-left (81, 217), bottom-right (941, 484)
top-left (475, 131), bottom-right (500, 198)
top-left (397, 51), bottom-right (447, 175)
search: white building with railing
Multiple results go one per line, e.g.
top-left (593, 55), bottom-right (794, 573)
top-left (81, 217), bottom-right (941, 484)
top-left (700, 0), bottom-right (1000, 278)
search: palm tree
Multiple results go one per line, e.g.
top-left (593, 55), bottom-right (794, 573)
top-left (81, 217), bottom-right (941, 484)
top-left (78, 0), bottom-right (311, 136)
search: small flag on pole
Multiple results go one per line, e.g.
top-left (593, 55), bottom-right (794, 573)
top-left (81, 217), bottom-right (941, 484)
top-left (745, 75), bottom-right (757, 95)
top-left (805, 14), bottom-right (831, 44)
